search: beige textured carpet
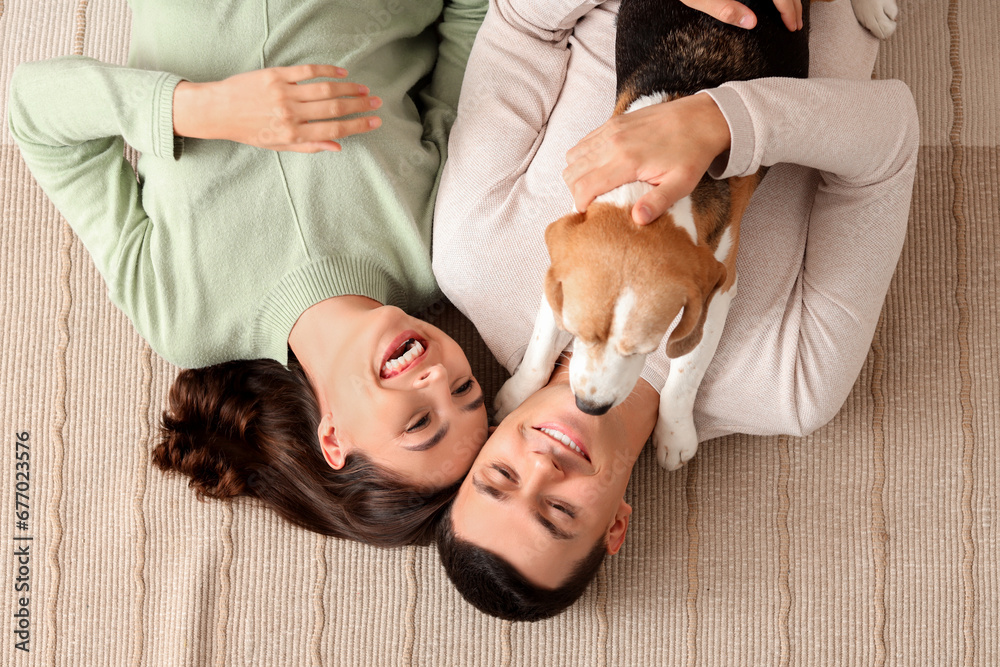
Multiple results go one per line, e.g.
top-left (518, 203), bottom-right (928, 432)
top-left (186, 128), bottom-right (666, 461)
top-left (2, 0), bottom-right (998, 665)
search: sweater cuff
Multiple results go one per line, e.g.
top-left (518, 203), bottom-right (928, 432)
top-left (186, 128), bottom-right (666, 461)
top-left (151, 72), bottom-right (184, 160)
top-left (702, 86), bottom-right (755, 179)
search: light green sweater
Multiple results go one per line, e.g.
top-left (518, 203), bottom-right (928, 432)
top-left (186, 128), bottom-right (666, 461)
top-left (8, 0), bottom-right (486, 368)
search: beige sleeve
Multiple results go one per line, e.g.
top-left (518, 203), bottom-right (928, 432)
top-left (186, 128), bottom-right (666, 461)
top-left (689, 77), bottom-right (918, 440)
top-left (681, 3), bottom-right (920, 439)
top-left (433, 0), bottom-right (613, 372)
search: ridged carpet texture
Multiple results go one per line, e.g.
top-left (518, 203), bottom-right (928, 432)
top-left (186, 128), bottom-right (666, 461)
top-left (2, 0), bottom-right (998, 665)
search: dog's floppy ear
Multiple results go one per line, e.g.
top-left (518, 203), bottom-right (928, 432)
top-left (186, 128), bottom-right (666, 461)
top-left (665, 259), bottom-right (727, 358)
top-left (665, 285), bottom-right (708, 359)
top-left (545, 271), bottom-right (564, 326)
top-left (544, 213), bottom-right (580, 326)
top-left (544, 212), bottom-right (582, 255)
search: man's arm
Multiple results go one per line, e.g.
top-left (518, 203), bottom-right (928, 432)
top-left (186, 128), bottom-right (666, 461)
top-left (693, 76), bottom-right (919, 438)
top-left (433, 0), bottom-right (607, 370)
top-left (433, 0), bottom-right (601, 222)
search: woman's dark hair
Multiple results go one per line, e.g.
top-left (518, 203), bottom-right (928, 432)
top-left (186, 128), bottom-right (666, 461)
top-left (435, 505), bottom-right (607, 621)
top-left (153, 353), bottom-right (458, 547)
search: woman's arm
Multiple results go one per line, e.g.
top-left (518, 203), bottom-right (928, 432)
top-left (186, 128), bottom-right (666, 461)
top-left (8, 58), bottom-right (179, 319)
top-left (172, 65), bottom-right (381, 153)
top-left (419, 0), bottom-right (490, 149)
top-left (8, 57), bottom-right (380, 319)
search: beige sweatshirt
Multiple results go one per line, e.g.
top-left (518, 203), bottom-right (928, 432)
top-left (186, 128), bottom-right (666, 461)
top-left (434, 0), bottom-right (919, 440)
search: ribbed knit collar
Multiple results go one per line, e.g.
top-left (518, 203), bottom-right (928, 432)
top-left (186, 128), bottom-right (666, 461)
top-left (252, 256), bottom-right (409, 365)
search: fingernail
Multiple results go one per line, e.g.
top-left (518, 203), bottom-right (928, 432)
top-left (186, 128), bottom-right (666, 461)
top-left (369, 117), bottom-right (381, 128)
top-left (637, 205), bottom-right (653, 224)
top-left (369, 96), bottom-right (382, 108)
top-left (336, 68), bottom-right (348, 77)
top-left (739, 14), bottom-right (754, 28)
top-left (357, 85), bottom-right (369, 95)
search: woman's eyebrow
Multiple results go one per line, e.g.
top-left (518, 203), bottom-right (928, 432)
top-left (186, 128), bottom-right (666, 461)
top-left (406, 423), bottom-right (449, 451)
top-left (461, 392), bottom-right (486, 413)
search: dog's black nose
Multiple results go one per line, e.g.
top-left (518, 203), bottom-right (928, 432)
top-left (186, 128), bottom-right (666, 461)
top-left (576, 396), bottom-right (612, 415)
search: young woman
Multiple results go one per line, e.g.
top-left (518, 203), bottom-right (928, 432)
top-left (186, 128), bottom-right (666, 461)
top-left (8, 0), bottom-right (489, 547)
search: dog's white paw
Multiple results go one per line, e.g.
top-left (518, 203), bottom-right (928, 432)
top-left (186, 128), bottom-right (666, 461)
top-left (494, 373), bottom-right (546, 422)
top-left (653, 414), bottom-right (699, 471)
top-left (851, 0), bottom-right (898, 39)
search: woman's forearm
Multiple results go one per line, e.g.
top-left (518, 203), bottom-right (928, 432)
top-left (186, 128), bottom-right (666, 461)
top-left (7, 57), bottom-right (175, 333)
top-left (170, 66), bottom-right (382, 153)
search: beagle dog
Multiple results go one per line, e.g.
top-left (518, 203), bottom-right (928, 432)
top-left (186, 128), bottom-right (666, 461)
top-left (495, 0), bottom-right (833, 470)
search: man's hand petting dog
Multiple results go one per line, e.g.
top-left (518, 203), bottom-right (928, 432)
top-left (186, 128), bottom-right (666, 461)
top-left (563, 92), bottom-right (731, 225)
top-left (680, 0), bottom-right (803, 31)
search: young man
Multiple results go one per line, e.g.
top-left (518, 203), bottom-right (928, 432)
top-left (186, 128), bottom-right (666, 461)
top-left (432, 0), bottom-right (917, 619)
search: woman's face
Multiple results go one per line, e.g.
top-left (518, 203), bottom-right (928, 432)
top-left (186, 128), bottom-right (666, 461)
top-left (318, 306), bottom-right (489, 489)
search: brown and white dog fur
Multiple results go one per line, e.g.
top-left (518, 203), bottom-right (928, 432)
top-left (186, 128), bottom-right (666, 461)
top-left (494, 0), bottom-right (893, 470)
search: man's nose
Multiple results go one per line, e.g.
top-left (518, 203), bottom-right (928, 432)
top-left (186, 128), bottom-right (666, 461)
top-left (529, 448), bottom-right (563, 477)
top-left (518, 447), bottom-right (565, 498)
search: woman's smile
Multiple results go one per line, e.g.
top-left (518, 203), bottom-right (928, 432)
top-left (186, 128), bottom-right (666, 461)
top-left (380, 331), bottom-right (428, 378)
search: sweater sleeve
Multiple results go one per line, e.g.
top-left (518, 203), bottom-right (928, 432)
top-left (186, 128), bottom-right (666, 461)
top-left (7, 57), bottom-right (182, 323)
top-left (684, 77), bottom-right (920, 439)
top-left (433, 0), bottom-right (607, 369)
top-left (418, 0), bottom-right (488, 151)
top-left (704, 77), bottom-right (918, 185)
top-left (431, 0), bottom-right (602, 199)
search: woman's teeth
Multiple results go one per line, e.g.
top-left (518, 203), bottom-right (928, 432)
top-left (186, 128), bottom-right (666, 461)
top-left (382, 340), bottom-right (424, 375)
top-left (539, 427), bottom-right (586, 458)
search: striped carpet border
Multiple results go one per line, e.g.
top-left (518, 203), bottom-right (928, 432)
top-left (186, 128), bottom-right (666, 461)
top-left (402, 545), bottom-right (418, 666)
top-left (685, 458), bottom-right (700, 667)
top-left (870, 316), bottom-right (889, 666)
top-left (777, 435), bottom-right (791, 667)
top-left (130, 344), bottom-right (152, 666)
top-left (596, 562), bottom-right (609, 667)
top-left (214, 504), bottom-right (234, 667)
top-left (44, 2), bottom-right (92, 661)
top-left (500, 619), bottom-right (512, 667)
top-left (45, 204), bottom-right (71, 667)
top-left (311, 532), bottom-right (327, 666)
top-left (947, 1), bottom-right (977, 664)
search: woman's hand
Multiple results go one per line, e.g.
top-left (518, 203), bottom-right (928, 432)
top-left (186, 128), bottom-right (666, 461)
top-left (172, 65), bottom-right (382, 153)
top-left (680, 0), bottom-right (803, 31)
top-left (563, 93), bottom-right (731, 225)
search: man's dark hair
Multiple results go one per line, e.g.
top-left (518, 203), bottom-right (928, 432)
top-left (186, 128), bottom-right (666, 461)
top-left (435, 504), bottom-right (607, 621)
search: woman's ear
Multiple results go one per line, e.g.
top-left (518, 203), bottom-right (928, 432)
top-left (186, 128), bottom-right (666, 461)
top-left (317, 413), bottom-right (346, 470)
top-left (606, 499), bottom-right (633, 555)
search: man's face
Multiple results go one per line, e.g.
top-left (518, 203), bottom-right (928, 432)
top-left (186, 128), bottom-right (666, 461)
top-left (450, 372), bottom-right (656, 588)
